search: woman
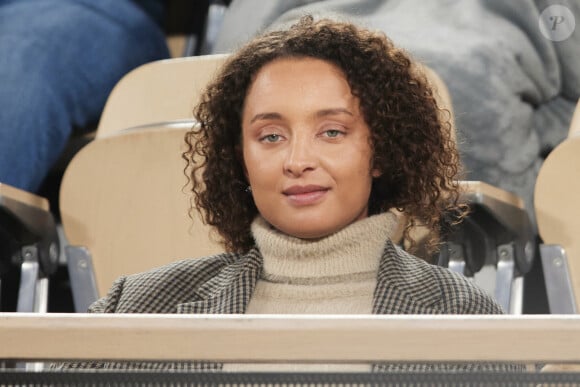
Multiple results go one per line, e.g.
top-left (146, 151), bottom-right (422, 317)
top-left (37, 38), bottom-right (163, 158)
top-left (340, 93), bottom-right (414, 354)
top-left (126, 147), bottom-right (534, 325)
top-left (80, 16), bottom-right (508, 371)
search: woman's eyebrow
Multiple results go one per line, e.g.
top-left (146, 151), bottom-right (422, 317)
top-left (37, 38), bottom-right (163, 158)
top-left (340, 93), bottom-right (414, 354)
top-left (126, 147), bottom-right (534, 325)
top-left (250, 112), bottom-right (283, 124)
top-left (249, 108), bottom-right (353, 124)
top-left (315, 108), bottom-right (354, 118)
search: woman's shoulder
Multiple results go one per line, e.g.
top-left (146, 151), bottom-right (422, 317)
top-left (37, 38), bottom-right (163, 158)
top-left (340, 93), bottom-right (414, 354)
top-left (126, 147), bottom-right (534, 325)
top-left (88, 252), bottom-right (246, 314)
top-left (384, 242), bottom-right (504, 315)
top-left (427, 261), bottom-right (504, 314)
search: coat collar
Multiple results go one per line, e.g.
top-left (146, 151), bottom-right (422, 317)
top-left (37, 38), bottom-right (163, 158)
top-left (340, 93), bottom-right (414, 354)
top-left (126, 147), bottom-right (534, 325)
top-left (177, 242), bottom-right (443, 315)
top-left (176, 248), bottom-right (263, 314)
top-left (372, 241), bottom-right (443, 314)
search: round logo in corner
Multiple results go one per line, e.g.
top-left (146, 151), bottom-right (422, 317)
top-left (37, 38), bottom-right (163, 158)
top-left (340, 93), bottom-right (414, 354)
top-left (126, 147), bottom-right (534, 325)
top-left (539, 4), bottom-right (576, 42)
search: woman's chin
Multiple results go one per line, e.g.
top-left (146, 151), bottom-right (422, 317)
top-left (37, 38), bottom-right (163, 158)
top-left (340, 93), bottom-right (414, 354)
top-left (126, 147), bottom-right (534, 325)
top-left (277, 224), bottom-right (338, 240)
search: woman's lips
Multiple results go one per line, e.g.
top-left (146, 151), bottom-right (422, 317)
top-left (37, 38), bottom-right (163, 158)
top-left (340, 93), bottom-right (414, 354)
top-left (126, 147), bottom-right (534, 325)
top-left (285, 189), bottom-right (328, 206)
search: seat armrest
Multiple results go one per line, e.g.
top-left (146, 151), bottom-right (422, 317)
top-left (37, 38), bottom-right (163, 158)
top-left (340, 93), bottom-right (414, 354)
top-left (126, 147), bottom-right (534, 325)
top-left (441, 181), bottom-right (535, 276)
top-left (0, 183), bottom-right (60, 277)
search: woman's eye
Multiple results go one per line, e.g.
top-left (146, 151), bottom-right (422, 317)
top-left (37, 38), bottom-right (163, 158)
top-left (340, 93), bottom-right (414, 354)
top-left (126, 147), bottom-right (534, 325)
top-left (261, 134), bottom-right (281, 143)
top-left (323, 129), bottom-right (343, 138)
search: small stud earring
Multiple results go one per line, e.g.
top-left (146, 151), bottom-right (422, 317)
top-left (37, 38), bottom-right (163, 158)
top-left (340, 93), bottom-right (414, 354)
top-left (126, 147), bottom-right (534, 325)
top-left (245, 185), bottom-right (252, 193)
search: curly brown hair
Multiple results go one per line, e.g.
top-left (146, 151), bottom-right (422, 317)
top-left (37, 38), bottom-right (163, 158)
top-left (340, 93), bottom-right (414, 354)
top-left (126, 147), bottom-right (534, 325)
top-left (184, 16), bottom-right (466, 256)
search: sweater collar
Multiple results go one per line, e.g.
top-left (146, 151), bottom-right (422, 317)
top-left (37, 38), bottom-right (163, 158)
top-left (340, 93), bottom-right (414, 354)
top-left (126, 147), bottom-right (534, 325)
top-left (250, 212), bottom-right (399, 285)
top-left (177, 212), bottom-right (443, 315)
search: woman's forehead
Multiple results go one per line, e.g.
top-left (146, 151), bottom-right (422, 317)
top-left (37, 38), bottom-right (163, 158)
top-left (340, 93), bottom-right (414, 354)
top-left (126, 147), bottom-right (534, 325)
top-left (242, 58), bottom-right (358, 114)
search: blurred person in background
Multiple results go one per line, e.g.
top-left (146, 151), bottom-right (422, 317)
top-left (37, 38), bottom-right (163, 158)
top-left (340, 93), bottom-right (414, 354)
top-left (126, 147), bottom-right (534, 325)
top-left (211, 0), bottom-right (580, 229)
top-left (0, 0), bottom-right (169, 192)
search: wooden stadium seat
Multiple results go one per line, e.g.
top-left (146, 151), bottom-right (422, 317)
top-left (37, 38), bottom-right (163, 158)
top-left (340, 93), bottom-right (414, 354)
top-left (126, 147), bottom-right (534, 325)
top-left (60, 123), bottom-right (224, 300)
top-left (95, 55), bottom-right (228, 138)
top-left (535, 98), bottom-right (580, 312)
top-left (0, 184), bottom-right (59, 312)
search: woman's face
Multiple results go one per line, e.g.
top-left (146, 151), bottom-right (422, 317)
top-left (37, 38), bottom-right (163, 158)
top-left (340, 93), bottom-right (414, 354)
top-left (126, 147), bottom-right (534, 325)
top-left (241, 57), bottom-right (379, 239)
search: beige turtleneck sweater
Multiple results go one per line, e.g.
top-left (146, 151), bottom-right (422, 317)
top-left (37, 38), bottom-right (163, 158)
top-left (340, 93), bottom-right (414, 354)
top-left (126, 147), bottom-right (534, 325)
top-left (225, 212), bottom-right (398, 372)
top-left (246, 211), bottom-right (398, 314)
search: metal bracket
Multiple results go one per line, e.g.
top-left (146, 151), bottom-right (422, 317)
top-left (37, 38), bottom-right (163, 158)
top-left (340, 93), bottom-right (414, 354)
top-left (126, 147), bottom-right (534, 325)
top-left (540, 244), bottom-right (577, 314)
top-left (495, 243), bottom-right (515, 313)
top-left (66, 246), bottom-right (99, 312)
top-left (16, 245), bottom-right (48, 313)
top-left (445, 242), bottom-right (467, 275)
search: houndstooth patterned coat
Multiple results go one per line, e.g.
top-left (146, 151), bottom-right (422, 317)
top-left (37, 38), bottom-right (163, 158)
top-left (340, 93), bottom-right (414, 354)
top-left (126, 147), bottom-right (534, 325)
top-left (62, 240), bottom-right (515, 372)
top-left (90, 240), bottom-right (502, 316)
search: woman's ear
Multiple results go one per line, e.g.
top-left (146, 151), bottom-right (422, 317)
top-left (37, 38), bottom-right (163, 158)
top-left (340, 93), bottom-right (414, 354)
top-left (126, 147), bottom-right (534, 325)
top-left (371, 168), bottom-right (382, 178)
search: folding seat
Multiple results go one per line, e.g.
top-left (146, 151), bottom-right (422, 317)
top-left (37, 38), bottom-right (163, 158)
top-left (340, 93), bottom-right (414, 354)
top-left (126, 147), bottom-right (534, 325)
top-left (0, 184), bottom-right (59, 312)
top-left (534, 98), bottom-right (580, 314)
top-left (61, 54), bottom-right (229, 311)
top-left (0, 55), bottom-right (227, 312)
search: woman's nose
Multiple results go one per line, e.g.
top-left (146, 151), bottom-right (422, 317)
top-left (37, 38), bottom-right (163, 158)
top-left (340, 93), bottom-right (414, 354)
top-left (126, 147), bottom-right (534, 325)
top-left (283, 136), bottom-right (317, 176)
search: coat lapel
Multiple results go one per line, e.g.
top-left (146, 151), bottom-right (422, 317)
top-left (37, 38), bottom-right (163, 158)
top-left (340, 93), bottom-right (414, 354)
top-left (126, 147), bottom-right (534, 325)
top-left (176, 248), bottom-right (263, 314)
top-left (372, 241), bottom-right (443, 314)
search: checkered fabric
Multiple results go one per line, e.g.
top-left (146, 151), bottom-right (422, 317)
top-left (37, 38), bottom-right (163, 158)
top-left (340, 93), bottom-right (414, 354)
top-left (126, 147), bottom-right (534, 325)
top-left (56, 240), bottom-right (516, 371)
top-left (90, 241), bottom-right (502, 315)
